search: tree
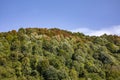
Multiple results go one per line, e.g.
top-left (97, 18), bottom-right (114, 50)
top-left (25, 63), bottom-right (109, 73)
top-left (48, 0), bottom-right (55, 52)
top-left (69, 68), bottom-right (78, 80)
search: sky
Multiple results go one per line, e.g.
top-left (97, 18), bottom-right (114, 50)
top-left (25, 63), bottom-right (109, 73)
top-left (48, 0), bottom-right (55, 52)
top-left (0, 0), bottom-right (120, 36)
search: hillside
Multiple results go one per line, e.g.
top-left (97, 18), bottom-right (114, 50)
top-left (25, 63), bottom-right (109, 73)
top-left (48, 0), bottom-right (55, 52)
top-left (0, 28), bottom-right (120, 80)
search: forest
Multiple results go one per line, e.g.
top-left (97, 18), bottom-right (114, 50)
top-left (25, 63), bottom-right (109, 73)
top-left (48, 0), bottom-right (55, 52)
top-left (0, 28), bottom-right (120, 80)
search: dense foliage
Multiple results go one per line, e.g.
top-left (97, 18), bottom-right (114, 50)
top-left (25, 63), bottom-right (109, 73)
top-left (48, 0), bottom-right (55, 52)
top-left (0, 28), bottom-right (120, 80)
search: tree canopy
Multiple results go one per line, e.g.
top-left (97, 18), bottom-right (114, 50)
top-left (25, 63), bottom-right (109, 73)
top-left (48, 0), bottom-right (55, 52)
top-left (0, 28), bottom-right (120, 80)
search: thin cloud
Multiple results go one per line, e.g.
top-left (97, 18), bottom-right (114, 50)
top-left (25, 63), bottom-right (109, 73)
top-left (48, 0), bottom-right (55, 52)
top-left (71, 25), bottom-right (120, 36)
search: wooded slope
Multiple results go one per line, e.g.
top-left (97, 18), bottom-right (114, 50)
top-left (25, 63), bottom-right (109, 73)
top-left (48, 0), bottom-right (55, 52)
top-left (0, 28), bottom-right (120, 80)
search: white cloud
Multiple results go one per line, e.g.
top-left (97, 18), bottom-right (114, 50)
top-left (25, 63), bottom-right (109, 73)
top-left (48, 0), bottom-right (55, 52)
top-left (71, 25), bottom-right (120, 36)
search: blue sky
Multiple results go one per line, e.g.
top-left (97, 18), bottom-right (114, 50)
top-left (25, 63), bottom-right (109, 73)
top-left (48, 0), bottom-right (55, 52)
top-left (0, 0), bottom-right (120, 36)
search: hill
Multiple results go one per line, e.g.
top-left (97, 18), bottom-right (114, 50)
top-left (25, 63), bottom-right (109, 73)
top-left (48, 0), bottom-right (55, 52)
top-left (0, 28), bottom-right (120, 80)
